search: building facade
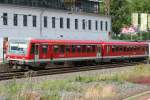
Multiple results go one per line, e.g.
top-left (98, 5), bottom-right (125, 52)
top-left (0, 1), bottom-right (111, 41)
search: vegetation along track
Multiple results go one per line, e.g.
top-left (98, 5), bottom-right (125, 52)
top-left (0, 61), bottom-right (147, 81)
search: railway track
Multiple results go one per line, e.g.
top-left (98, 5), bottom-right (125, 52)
top-left (0, 61), bottom-right (146, 81)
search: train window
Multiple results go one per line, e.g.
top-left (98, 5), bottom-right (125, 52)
top-left (82, 45), bottom-right (86, 52)
top-left (72, 45), bottom-right (76, 53)
top-left (92, 45), bottom-right (96, 52)
top-left (87, 45), bottom-right (91, 52)
top-left (100, 21), bottom-right (103, 31)
top-left (77, 45), bottom-right (81, 52)
top-left (42, 45), bottom-right (48, 54)
top-left (3, 13), bottom-right (8, 25)
top-left (52, 17), bottom-right (56, 28)
top-left (60, 45), bottom-right (65, 53)
top-left (82, 19), bottom-right (86, 30)
top-left (60, 17), bottom-right (63, 28)
top-left (66, 45), bottom-right (70, 52)
top-left (124, 47), bottom-right (126, 52)
top-left (75, 19), bottom-right (78, 30)
top-left (54, 45), bottom-right (59, 53)
top-left (105, 21), bottom-right (108, 31)
top-left (120, 47), bottom-right (122, 52)
top-left (30, 44), bottom-right (35, 54)
top-left (33, 16), bottom-right (36, 27)
top-left (95, 21), bottom-right (98, 30)
top-left (44, 16), bottom-right (47, 28)
top-left (88, 20), bottom-right (91, 30)
top-left (66, 18), bottom-right (70, 29)
top-left (14, 14), bottom-right (18, 26)
top-left (143, 47), bottom-right (145, 51)
top-left (134, 47), bottom-right (136, 51)
top-left (115, 46), bottom-right (119, 52)
top-left (23, 15), bottom-right (27, 26)
top-left (112, 46), bottom-right (115, 52)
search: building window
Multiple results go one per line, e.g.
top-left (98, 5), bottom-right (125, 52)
top-left (3, 13), bottom-right (8, 25)
top-left (44, 16), bottom-right (47, 28)
top-left (23, 15), bottom-right (27, 26)
top-left (33, 16), bottom-right (36, 27)
top-left (82, 19), bottom-right (86, 30)
top-left (60, 17), bottom-right (63, 28)
top-left (88, 20), bottom-right (91, 30)
top-left (52, 17), bottom-right (55, 28)
top-left (105, 21), bottom-right (108, 31)
top-left (95, 20), bottom-right (98, 30)
top-left (100, 21), bottom-right (103, 31)
top-left (75, 19), bottom-right (78, 30)
top-left (67, 18), bottom-right (70, 29)
top-left (13, 14), bottom-right (18, 26)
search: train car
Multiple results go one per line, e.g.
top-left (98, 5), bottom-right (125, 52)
top-left (102, 41), bottom-right (149, 62)
top-left (6, 38), bottom-right (102, 69)
top-left (6, 38), bottom-right (149, 69)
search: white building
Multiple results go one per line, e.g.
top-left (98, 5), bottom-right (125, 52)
top-left (0, 4), bottom-right (111, 40)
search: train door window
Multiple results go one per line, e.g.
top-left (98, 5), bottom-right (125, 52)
top-left (44, 16), bottom-right (47, 28)
top-left (23, 15), bottom-right (27, 26)
top-left (100, 21), bottom-right (103, 31)
top-left (97, 46), bottom-right (101, 53)
top-left (105, 21), bottom-right (108, 31)
top-left (33, 16), bottom-right (36, 27)
top-left (107, 45), bottom-right (110, 54)
top-left (3, 13), bottom-right (8, 25)
top-left (35, 45), bottom-right (39, 55)
top-left (82, 19), bottom-right (86, 30)
top-left (66, 18), bottom-right (70, 29)
top-left (42, 44), bottom-right (48, 54)
top-left (75, 19), bottom-right (78, 30)
top-left (88, 20), bottom-right (91, 30)
top-left (82, 45), bottom-right (86, 53)
top-left (77, 45), bottom-right (81, 52)
top-left (54, 45), bottom-right (59, 53)
top-left (30, 44), bottom-right (35, 54)
top-left (60, 17), bottom-right (63, 28)
top-left (13, 14), bottom-right (18, 26)
top-left (95, 20), bottom-right (98, 30)
top-left (52, 17), bottom-right (55, 28)
top-left (72, 45), bottom-right (76, 53)
top-left (92, 45), bottom-right (96, 52)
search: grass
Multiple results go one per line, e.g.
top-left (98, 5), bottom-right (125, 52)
top-left (0, 64), bottom-right (150, 100)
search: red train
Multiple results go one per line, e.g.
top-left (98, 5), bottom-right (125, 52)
top-left (6, 38), bottom-right (149, 69)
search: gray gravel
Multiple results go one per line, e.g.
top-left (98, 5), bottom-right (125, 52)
top-left (0, 65), bottom-right (150, 100)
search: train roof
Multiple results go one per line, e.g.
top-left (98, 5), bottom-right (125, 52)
top-left (8, 38), bottom-right (148, 45)
top-left (30, 39), bottom-right (147, 45)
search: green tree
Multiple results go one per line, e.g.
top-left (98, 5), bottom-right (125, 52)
top-left (110, 0), bottom-right (131, 34)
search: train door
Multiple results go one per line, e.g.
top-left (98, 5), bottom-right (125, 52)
top-left (97, 45), bottom-right (101, 58)
top-left (34, 44), bottom-right (39, 61)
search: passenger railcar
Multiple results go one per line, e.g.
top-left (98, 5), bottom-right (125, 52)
top-left (6, 38), bottom-right (149, 69)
